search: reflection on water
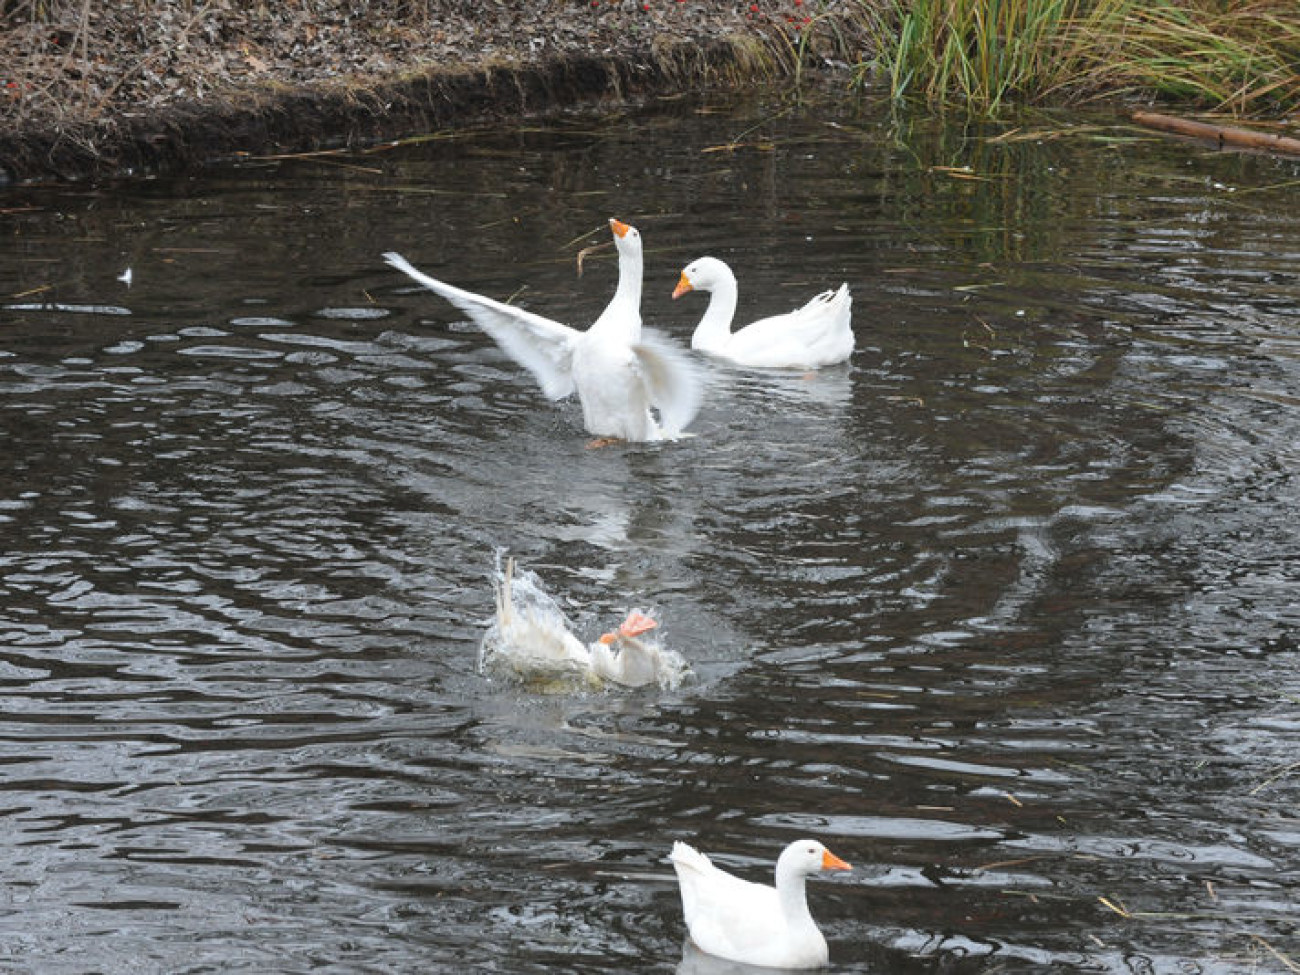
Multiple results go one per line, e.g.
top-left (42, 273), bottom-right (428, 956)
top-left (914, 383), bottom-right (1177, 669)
top-left (1, 85), bottom-right (1299, 973)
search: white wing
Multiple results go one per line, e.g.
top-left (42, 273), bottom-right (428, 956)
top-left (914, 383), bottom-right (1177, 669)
top-left (384, 251), bottom-right (581, 400)
top-left (728, 284), bottom-right (854, 369)
top-left (633, 329), bottom-right (704, 437)
top-left (671, 843), bottom-right (783, 962)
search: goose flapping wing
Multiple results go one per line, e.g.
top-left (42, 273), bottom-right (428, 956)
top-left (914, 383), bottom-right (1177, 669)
top-left (632, 328), bottom-right (704, 438)
top-left (383, 251), bottom-right (580, 400)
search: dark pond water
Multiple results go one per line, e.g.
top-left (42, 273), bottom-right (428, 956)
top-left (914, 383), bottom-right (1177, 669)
top-left (2, 82), bottom-right (1298, 973)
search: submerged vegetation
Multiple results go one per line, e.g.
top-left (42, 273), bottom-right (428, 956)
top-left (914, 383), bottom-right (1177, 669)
top-left (854, 0), bottom-right (1300, 117)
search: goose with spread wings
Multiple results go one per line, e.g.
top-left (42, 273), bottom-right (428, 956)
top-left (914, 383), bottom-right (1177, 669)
top-left (384, 218), bottom-right (701, 442)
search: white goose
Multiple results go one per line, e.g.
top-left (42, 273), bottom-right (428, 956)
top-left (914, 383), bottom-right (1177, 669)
top-left (384, 219), bottom-right (701, 443)
top-left (479, 556), bottom-right (689, 690)
top-left (672, 256), bottom-right (854, 369)
top-left (670, 839), bottom-right (851, 970)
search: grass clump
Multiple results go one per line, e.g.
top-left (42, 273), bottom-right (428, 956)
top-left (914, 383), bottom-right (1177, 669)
top-left (1103, 2), bottom-right (1300, 115)
top-left (854, 0), bottom-right (1300, 117)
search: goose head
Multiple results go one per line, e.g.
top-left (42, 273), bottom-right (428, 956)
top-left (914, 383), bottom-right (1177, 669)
top-left (776, 839), bottom-right (853, 884)
top-left (609, 217), bottom-right (643, 262)
top-left (591, 609), bottom-right (661, 688)
top-left (673, 256), bottom-right (735, 299)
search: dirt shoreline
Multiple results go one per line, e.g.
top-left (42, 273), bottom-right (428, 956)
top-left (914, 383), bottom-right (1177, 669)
top-left (0, 2), bottom-right (871, 184)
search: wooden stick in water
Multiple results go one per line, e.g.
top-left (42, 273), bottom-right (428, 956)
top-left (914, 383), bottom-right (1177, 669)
top-left (1132, 111), bottom-right (1300, 158)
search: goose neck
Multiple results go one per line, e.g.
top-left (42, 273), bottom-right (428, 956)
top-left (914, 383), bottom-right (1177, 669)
top-left (593, 249), bottom-right (643, 339)
top-left (612, 249), bottom-right (643, 309)
top-left (691, 275), bottom-right (738, 353)
top-left (775, 867), bottom-right (814, 925)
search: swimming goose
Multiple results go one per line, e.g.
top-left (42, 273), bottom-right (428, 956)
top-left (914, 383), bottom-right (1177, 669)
top-left (672, 256), bottom-right (853, 369)
top-left (670, 838), bottom-right (851, 969)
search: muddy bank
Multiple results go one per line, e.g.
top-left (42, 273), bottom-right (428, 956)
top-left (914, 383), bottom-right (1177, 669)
top-left (0, 2), bottom-right (871, 183)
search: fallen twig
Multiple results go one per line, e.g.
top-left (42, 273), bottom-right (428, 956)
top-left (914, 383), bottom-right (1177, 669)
top-left (1132, 111), bottom-right (1300, 158)
top-left (1248, 760), bottom-right (1300, 796)
top-left (575, 242), bottom-right (609, 277)
top-left (1098, 895), bottom-right (1131, 918)
top-left (1252, 936), bottom-right (1300, 974)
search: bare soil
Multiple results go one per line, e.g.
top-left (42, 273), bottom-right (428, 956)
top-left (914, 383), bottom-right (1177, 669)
top-left (0, 0), bottom-right (870, 183)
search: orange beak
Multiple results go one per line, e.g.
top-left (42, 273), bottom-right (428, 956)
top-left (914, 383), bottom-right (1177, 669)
top-left (821, 849), bottom-right (852, 872)
top-left (609, 218), bottom-right (631, 239)
top-left (672, 271), bottom-right (693, 300)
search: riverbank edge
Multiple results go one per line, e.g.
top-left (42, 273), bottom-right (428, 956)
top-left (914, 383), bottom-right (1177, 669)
top-left (0, 31), bottom-right (860, 185)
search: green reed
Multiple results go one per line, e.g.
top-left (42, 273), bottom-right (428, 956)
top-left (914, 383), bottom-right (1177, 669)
top-left (1104, 2), bottom-right (1300, 115)
top-left (855, 0), bottom-right (1300, 116)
